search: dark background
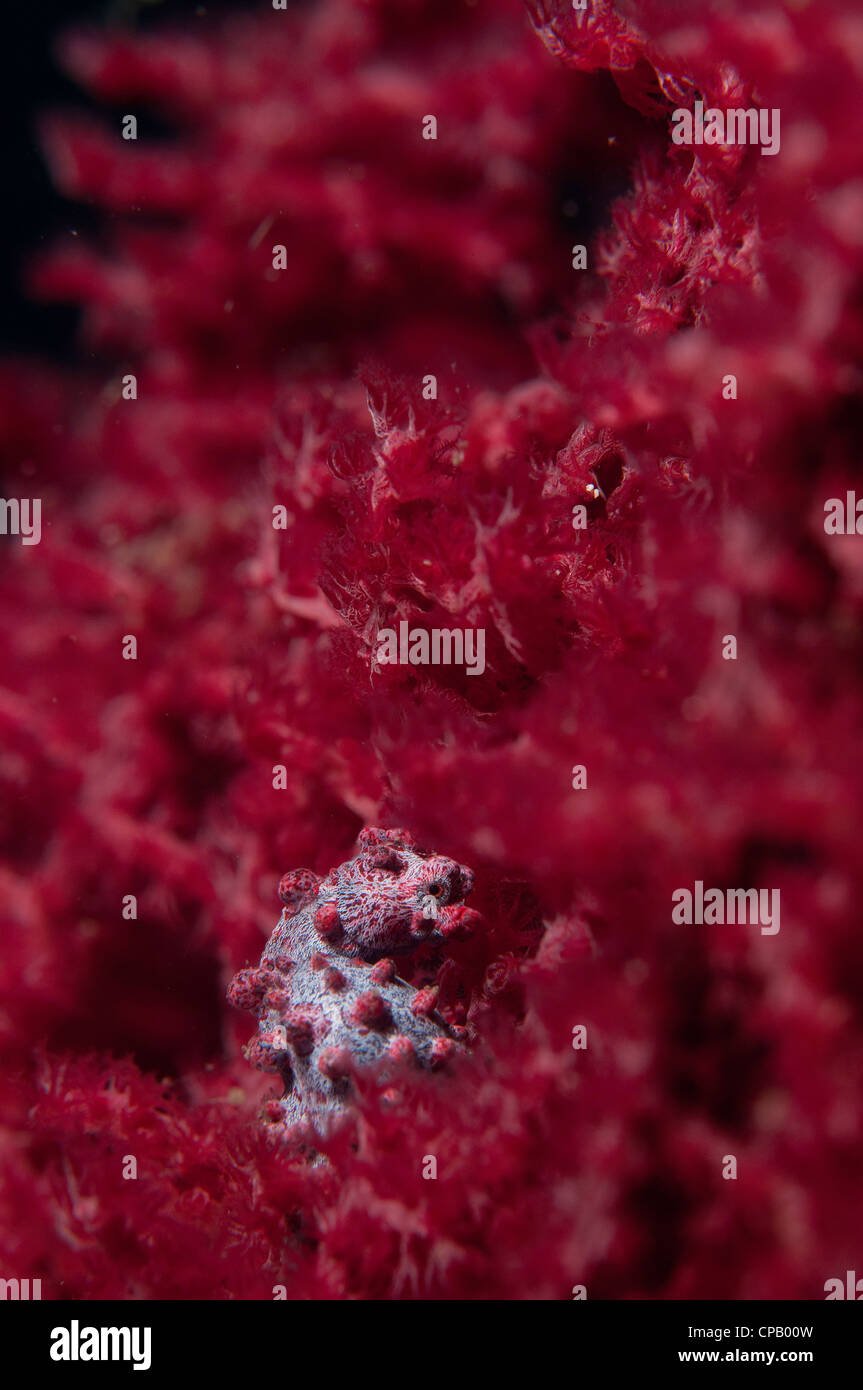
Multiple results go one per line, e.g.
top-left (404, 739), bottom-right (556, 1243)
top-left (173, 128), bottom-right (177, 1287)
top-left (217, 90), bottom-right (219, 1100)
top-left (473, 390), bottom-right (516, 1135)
top-left (2, 0), bottom-right (265, 358)
top-left (4, 0), bottom-right (626, 365)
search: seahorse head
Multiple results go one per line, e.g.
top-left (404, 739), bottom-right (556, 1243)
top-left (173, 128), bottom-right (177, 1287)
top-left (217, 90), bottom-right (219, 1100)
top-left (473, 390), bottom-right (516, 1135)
top-left (316, 827), bottom-right (475, 960)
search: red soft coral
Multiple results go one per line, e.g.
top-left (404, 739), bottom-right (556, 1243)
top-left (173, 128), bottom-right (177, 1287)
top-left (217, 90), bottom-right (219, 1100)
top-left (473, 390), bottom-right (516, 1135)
top-left (1, 0), bottom-right (863, 1299)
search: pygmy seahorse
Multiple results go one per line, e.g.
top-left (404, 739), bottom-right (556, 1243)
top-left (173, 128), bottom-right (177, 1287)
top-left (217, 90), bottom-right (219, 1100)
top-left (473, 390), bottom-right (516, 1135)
top-left (228, 827), bottom-right (481, 1128)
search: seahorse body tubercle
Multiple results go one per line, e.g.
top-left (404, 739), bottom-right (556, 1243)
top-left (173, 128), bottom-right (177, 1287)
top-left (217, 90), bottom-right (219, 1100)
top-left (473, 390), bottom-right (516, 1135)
top-left (229, 827), bottom-right (481, 1128)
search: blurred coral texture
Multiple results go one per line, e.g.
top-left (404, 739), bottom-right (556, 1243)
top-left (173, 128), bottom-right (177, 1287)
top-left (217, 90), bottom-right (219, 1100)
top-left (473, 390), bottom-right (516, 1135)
top-left (2, 0), bottom-right (863, 1299)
